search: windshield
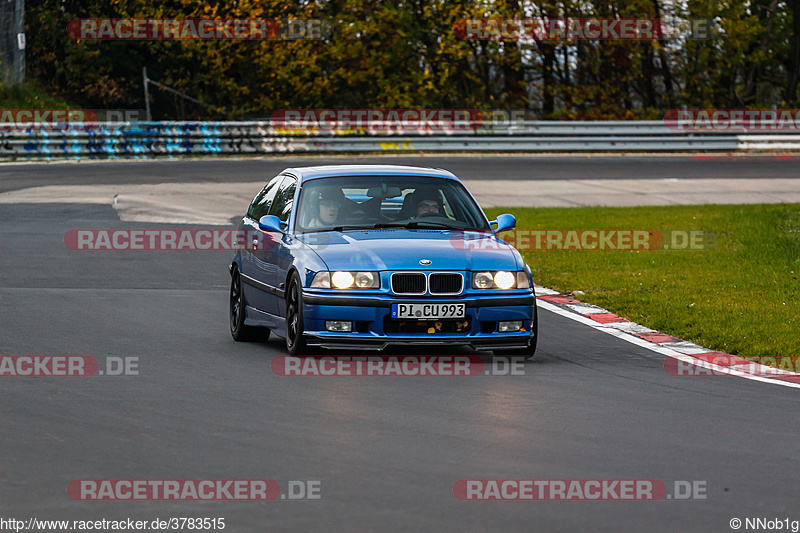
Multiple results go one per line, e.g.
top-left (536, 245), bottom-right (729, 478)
top-left (295, 176), bottom-right (491, 233)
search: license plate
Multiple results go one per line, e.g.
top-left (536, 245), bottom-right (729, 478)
top-left (391, 303), bottom-right (465, 319)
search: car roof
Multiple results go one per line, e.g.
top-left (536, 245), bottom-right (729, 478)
top-left (281, 165), bottom-right (459, 184)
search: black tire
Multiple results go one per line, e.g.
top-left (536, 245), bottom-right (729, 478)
top-left (285, 273), bottom-right (308, 355)
top-left (494, 305), bottom-right (538, 358)
top-left (230, 267), bottom-right (268, 342)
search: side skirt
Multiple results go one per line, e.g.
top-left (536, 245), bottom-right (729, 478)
top-left (244, 305), bottom-right (286, 338)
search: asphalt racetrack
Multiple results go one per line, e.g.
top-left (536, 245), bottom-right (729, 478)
top-left (2, 155), bottom-right (799, 532)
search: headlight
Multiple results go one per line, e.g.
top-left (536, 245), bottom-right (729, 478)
top-left (473, 272), bottom-right (494, 289)
top-left (493, 271), bottom-right (515, 289)
top-left (331, 271), bottom-right (355, 289)
top-left (472, 271), bottom-right (528, 290)
top-left (354, 271), bottom-right (378, 288)
top-left (313, 271), bottom-right (380, 289)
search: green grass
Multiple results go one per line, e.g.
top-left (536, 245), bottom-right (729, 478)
top-left (484, 204), bottom-right (800, 357)
top-left (0, 82), bottom-right (74, 109)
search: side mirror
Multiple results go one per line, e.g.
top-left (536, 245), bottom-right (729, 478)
top-left (490, 213), bottom-right (516, 234)
top-left (258, 215), bottom-right (285, 233)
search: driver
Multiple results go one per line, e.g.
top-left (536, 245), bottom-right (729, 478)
top-left (307, 187), bottom-right (345, 228)
top-left (413, 188), bottom-right (444, 218)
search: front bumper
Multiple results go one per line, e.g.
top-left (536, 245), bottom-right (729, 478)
top-left (301, 291), bottom-right (536, 351)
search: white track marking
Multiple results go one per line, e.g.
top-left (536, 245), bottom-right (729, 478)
top-left (536, 298), bottom-right (800, 389)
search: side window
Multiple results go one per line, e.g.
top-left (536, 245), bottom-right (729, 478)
top-left (247, 175), bottom-right (283, 220)
top-left (268, 176), bottom-right (298, 222)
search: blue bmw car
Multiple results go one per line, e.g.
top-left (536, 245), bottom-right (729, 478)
top-left (229, 165), bottom-right (537, 356)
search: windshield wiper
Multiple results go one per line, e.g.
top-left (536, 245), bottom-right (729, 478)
top-left (373, 220), bottom-right (467, 230)
top-left (331, 224), bottom-right (376, 231)
top-left (301, 224), bottom-right (374, 233)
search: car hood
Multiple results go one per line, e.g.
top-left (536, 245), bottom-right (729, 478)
top-left (296, 229), bottom-right (519, 271)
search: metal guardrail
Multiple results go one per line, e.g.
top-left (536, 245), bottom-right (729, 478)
top-left (737, 135), bottom-right (800, 151)
top-left (0, 120), bottom-right (795, 159)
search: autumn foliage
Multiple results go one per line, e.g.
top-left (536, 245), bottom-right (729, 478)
top-left (25, 0), bottom-right (800, 120)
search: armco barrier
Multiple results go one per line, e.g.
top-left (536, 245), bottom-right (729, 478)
top-left (0, 120), bottom-right (796, 159)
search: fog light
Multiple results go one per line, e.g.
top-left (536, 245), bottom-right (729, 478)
top-left (498, 321), bottom-right (523, 332)
top-left (325, 321), bottom-right (352, 332)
